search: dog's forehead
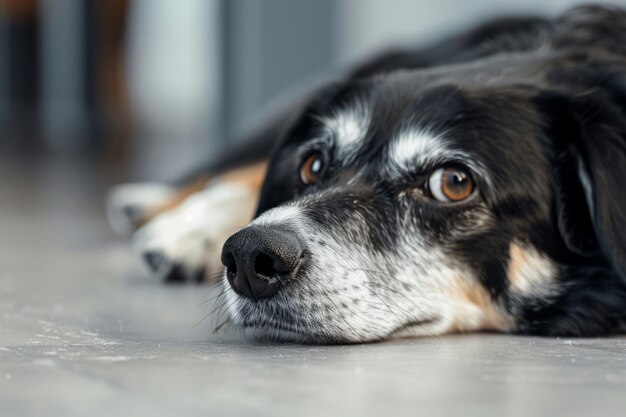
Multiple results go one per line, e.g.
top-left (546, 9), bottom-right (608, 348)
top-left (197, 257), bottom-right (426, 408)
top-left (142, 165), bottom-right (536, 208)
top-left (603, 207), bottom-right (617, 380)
top-left (314, 82), bottom-right (542, 181)
top-left (318, 86), bottom-right (472, 170)
top-left (323, 112), bottom-right (451, 172)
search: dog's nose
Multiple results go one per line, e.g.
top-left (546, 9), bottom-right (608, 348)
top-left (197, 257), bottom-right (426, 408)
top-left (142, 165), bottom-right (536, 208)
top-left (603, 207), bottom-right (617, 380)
top-left (221, 226), bottom-right (304, 299)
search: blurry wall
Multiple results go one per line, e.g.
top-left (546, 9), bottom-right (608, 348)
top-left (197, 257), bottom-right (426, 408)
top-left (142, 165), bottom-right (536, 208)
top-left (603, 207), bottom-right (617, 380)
top-left (126, 0), bottom-right (335, 181)
top-left (2, 0), bottom-right (626, 182)
top-left (334, 0), bottom-right (626, 65)
top-left (125, 0), bottom-right (220, 181)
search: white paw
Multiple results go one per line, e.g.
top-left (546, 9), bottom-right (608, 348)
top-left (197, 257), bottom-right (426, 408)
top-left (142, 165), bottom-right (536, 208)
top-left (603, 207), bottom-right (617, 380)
top-left (107, 183), bottom-right (175, 237)
top-left (133, 181), bottom-right (256, 282)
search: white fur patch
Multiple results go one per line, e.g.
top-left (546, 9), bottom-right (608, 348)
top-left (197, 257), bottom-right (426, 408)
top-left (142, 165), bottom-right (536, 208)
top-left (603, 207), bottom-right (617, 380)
top-left (321, 105), bottom-right (370, 158)
top-left (252, 205), bottom-right (302, 228)
top-left (389, 129), bottom-right (448, 172)
top-left (387, 129), bottom-right (492, 189)
top-left (133, 181), bottom-right (256, 280)
top-left (107, 183), bottom-right (175, 236)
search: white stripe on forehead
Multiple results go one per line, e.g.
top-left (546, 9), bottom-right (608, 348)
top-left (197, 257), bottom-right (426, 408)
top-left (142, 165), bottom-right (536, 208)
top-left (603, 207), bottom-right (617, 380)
top-left (321, 105), bottom-right (370, 157)
top-left (388, 129), bottom-right (492, 188)
top-left (389, 129), bottom-right (450, 171)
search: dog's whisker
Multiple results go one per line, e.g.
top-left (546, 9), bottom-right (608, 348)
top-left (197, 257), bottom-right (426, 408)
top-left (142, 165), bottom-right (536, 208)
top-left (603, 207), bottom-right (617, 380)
top-left (204, 270), bottom-right (225, 280)
top-left (361, 283), bottom-right (441, 341)
top-left (212, 317), bottom-right (231, 334)
top-left (207, 293), bottom-right (230, 324)
top-left (362, 280), bottom-right (436, 323)
top-left (198, 286), bottom-right (228, 307)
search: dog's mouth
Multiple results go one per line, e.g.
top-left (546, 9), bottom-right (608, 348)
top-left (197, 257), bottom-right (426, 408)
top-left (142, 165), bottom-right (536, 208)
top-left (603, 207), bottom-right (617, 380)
top-left (242, 318), bottom-right (442, 344)
top-left (387, 317), bottom-right (441, 339)
top-left (240, 317), bottom-right (338, 344)
top-left (235, 305), bottom-right (442, 344)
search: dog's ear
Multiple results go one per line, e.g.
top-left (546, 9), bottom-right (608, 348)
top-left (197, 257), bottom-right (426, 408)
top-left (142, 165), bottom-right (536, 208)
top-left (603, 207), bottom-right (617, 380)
top-left (571, 89), bottom-right (626, 281)
top-left (539, 86), bottom-right (626, 282)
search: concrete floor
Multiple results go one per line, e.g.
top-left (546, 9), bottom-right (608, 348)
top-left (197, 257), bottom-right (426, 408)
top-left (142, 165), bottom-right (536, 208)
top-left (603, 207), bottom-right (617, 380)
top-left (1, 154), bottom-right (626, 417)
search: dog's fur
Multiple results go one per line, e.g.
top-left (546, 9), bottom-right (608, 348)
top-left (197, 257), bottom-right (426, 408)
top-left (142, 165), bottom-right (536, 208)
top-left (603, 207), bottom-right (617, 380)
top-left (110, 5), bottom-right (626, 343)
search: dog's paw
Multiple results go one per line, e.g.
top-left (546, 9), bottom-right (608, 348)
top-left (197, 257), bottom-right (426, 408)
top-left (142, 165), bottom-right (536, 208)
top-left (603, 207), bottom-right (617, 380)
top-left (132, 182), bottom-right (256, 283)
top-left (107, 183), bottom-right (176, 237)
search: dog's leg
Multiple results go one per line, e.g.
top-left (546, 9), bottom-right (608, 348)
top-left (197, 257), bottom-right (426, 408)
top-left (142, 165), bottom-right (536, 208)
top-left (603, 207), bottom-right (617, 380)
top-left (107, 176), bottom-right (213, 237)
top-left (113, 162), bottom-right (266, 283)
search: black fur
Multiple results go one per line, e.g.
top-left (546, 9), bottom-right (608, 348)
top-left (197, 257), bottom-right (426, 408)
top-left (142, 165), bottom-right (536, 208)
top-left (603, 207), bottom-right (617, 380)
top-left (228, 5), bottom-right (626, 339)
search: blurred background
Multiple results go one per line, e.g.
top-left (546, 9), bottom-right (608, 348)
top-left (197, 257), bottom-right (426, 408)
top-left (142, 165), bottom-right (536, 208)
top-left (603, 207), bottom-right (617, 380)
top-left (1, 0), bottom-right (624, 183)
top-left (2, 4), bottom-right (626, 413)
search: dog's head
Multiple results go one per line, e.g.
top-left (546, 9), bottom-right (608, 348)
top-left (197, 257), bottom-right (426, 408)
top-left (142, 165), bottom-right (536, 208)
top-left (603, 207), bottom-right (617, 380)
top-left (221, 58), bottom-right (626, 343)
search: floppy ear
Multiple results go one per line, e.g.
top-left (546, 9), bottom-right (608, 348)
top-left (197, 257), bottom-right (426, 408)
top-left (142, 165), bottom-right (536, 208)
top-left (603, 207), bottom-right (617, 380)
top-left (570, 89), bottom-right (626, 281)
top-left (542, 87), bottom-right (626, 282)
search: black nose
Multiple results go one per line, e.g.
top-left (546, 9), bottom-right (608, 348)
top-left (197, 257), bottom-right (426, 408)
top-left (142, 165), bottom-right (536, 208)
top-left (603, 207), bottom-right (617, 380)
top-left (221, 226), bottom-right (304, 299)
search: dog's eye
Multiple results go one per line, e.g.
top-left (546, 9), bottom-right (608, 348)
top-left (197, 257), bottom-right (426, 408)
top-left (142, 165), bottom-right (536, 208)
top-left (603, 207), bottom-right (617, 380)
top-left (300, 152), bottom-right (324, 185)
top-left (427, 166), bottom-right (474, 202)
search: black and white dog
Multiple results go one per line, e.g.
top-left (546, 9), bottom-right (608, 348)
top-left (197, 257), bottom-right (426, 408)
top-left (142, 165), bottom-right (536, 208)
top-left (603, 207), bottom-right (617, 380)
top-left (109, 5), bottom-right (626, 343)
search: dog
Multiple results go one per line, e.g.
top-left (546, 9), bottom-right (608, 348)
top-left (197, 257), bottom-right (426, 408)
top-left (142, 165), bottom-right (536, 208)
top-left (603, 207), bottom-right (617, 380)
top-left (109, 5), bottom-right (626, 343)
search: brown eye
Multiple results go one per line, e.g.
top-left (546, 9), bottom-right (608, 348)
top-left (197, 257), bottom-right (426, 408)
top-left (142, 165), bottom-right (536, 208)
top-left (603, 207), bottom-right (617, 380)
top-left (300, 152), bottom-right (324, 185)
top-left (428, 166), bottom-right (474, 202)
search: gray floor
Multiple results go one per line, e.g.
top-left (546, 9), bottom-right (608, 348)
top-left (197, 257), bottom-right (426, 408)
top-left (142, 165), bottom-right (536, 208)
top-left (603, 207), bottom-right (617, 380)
top-left (1, 154), bottom-right (625, 417)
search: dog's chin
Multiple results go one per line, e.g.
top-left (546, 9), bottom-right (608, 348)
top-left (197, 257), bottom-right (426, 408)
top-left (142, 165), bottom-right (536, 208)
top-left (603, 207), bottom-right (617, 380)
top-left (234, 311), bottom-right (441, 345)
top-left (226, 287), bottom-right (442, 344)
top-left (232, 316), bottom-right (357, 344)
top-left (387, 318), bottom-right (442, 339)
top-left (246, 324), bottom-right (334, 344)
top-left (239, 316), bottom-right (348, 345)
top-left (243, 321), bottom-right (439, 344)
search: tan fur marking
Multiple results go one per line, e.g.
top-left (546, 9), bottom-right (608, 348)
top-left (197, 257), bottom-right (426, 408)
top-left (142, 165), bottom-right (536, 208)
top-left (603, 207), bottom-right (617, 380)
top-left (216, 161), bottom-right (268, 193)
top-left (143, 175), bottom-right (213, 223)
top-left (507, 242), bottom-right (556, 296)
top-left (447, 276), bottom-right (512, 333)
top-left (508, 243), bottom-right (530, 290)
top-left (143, 160), bottom-right (268, 225)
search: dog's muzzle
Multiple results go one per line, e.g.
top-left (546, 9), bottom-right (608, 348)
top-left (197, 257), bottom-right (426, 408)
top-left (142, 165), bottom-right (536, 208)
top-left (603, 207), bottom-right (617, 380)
top-left (221, 226), bottom-right (305, 299)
